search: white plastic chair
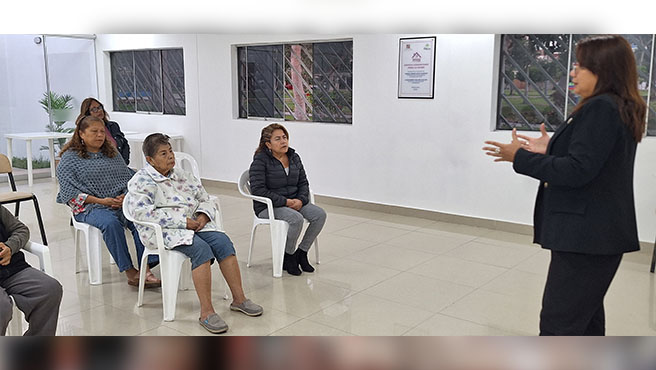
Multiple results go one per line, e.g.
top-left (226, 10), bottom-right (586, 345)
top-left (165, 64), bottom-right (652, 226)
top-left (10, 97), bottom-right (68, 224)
top-left (238, 170), bottom-right (320, 278)
top-left (71, 213), bottom-right (116, 285)
top-left (175, 151), bottom-right (220, 208)
top-left (7, 241), bottom-right (54, 336)
top-left (123, 196), bottom-right (229, 322)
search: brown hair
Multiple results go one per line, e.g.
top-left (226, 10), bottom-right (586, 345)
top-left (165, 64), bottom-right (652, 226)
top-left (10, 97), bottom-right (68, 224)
top-left (76, 97), bottom-right (109, 125)
top-left (254, 123), bottom-right (289, 155)
top-left (60, 116), bottom-right (117, 159)
top-left (142, 133), bottom-right (171, 158)
top-left (573, 35), bottom-right (647, 142)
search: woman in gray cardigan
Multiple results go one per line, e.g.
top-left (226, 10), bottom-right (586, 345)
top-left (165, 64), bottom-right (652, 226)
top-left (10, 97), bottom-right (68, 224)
top-left (249, 123), bottom-right (326, 276)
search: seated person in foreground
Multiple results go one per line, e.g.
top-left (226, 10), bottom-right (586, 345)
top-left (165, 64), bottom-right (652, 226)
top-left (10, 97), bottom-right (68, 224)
top-left (56, 116), bottom-right (160, 288)
top-left (0, 205), bottom-right (62, 336)
top-left (125, 133), bottom-right (263, 334)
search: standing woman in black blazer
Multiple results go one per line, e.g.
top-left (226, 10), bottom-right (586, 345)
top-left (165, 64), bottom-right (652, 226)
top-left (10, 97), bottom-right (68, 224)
top-left (483, 35), bottom-right (647, 335)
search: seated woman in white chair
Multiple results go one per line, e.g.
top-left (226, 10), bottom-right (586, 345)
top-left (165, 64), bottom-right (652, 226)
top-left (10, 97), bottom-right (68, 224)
top-left (249, 123), bottom-right (327, 276)
top-left (125, 133), bottom-right (263, 334)
top-left (56, 116), bottom-right (160, 288)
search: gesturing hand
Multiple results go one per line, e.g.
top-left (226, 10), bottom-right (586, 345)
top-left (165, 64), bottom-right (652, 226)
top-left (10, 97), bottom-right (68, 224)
top-left (516, 123), bottom-right (550, 155)
top-left (483, 128), bottom-right (523, 163)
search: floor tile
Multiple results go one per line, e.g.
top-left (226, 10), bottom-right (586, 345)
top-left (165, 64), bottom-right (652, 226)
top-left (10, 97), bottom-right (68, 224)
top-left (306, 293), bottom-right (434, 336)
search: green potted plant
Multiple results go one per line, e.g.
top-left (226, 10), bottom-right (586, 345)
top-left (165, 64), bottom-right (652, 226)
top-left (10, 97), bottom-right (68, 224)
top-left (38, 91), bottom-right (75, 157)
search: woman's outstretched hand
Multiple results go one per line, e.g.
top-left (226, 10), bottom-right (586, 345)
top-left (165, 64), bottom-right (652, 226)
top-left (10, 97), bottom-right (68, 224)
top-left (516, 123), bottom-right (550, 155)
top-left (483, 128), bottom-right (523, 163)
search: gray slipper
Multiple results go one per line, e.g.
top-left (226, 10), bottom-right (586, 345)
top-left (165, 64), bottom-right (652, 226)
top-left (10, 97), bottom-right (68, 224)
top-left (199, 313), bottom-right (228, 334)
top-left (230, 299), bottom-right (264, 316)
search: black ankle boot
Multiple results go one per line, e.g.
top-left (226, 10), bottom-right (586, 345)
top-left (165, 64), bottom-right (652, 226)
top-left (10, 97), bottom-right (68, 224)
top-left (283, 252), bottom-right (302, 276)
top-left (294, 249), bottom-right (315, 273)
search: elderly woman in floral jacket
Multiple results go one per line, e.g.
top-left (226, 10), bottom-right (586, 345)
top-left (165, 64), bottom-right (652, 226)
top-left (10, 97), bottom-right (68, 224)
top-left (125, 133), bottom-right (262, 334)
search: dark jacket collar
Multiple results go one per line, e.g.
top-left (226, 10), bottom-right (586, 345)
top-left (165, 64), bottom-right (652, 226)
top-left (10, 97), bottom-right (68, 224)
top-left (261, 147), bottom-right (296, 160)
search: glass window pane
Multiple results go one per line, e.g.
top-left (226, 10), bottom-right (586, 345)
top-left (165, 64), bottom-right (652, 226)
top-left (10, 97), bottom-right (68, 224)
top-left (498, 35), bottom-right (570, 131)
top-left (246, 45), bottom-right (284, 118)
top-left (162, 49), bottom-right (185, 115)
top-left (284, 44), bottom-right (313, 121)
top-left (312, 41), bottom-right (353, 124)
top-left (237, 47), bottom-right (248, 118)
top-left (110, 51), bottom-right (135, 112)
top-left (650, 41), bottom-right (656, 136)
top-left (134, 50), bottom-right (162, 112)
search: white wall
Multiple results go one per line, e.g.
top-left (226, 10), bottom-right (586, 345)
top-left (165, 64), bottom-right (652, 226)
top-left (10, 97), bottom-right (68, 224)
top-left (94, 34), bottom-right (656, 243)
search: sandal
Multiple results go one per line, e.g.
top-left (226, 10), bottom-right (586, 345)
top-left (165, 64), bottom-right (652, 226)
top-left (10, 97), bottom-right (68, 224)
top-left (127, 272), bottom-right (161, 289)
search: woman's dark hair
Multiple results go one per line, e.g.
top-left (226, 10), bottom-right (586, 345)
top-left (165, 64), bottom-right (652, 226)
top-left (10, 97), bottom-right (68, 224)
top-left (255, 123), bottom-right (289, 155)
top-left (60, 116), bottom-right (117, 158)
top-left (143, 133), bottom-right (171, 158)
top-left (573, 35), bottom-right (647, 142)
top-left (77, 97), bottom-right (110, 124)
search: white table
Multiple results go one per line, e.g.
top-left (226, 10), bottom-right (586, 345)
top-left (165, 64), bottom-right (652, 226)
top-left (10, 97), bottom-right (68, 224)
top-left (124, 132), bottom-right (184, 168)
top-left (5, 132), bottom-right (73, 187)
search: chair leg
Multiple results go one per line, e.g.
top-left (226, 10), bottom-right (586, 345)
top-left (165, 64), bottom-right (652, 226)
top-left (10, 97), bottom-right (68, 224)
top-left (7, 296), bottom-right (24, 336)
top-left (314, 238), bottom-right (320, 265)
top-left (650, 239), bottom-right (655, 273)
top-left (137, 252), bottom-right (150, 307)
top-left (74, 228), bottom-right (83, 273)
top-left (161, 252), bottom-right (185, 322)
top-left (14, 202), bottom-right (20, 217)
top-left (86, 227), bottom-right (103, 285)
top-left (270, 220), bottom-right (289, 278)
top-left (247, 223), bottom-right (259, 268)
top-left (32, 197), bottom-right (48, 245)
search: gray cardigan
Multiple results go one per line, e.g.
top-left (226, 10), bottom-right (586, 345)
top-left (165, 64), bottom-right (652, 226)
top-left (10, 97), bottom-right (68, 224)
top-left (0, 206), bottom-right (31, 280)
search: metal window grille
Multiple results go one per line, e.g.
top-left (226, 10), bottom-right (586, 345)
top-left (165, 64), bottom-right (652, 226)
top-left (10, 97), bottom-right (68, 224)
top-left (110, 49), bottom-right (185, 115)
top-left (238, 40), bottom-right (353, 124)
top-left (497, 34), bottom-right (655, 136)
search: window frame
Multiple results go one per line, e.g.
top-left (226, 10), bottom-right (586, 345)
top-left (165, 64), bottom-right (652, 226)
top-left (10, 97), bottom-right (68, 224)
top-left (235, 38), bottom-right (354, 125)
top-left (109, 47), bottom-right (186, 116)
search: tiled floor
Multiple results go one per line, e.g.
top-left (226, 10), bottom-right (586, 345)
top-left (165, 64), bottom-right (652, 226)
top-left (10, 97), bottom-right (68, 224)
top-left (7, 177), bottom-right (656, 336)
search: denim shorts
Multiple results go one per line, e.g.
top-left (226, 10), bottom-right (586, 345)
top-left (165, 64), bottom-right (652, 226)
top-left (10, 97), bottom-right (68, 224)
top-left (174, 231), bottom-right (236, 270)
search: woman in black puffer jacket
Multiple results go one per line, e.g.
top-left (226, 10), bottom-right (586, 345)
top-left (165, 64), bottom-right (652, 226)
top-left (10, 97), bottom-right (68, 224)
top-left (249, 123), bottom-right (326, 276)
top-left (76, 97), bottom-right (131, 165)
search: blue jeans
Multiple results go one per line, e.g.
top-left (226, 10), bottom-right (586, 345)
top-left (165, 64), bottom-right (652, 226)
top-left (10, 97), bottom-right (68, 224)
top-left (74, 207), bottom-right (158, 272)
top-left (174, 231), bottom-right (236, 270)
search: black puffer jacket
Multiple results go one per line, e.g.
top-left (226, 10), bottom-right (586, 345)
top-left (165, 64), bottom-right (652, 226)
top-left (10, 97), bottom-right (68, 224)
top-left (249, 147), bottom-right (310, 215)
top-left (106, 120), bottom-right (130, 165)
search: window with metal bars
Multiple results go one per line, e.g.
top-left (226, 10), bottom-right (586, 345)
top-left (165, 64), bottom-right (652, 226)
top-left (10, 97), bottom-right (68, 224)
top-left (110, 49), bottom-right (185, 115)
top-left (237, 40), bottom-right (353, 124)
top-left (497, 34), bottom-right (656, 136)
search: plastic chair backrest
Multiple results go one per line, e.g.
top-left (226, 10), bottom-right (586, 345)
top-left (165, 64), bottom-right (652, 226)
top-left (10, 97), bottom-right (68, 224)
top-left (238, 170), bottom-right (251, 196)
top-left (174, 152), bottom-right (200, 180)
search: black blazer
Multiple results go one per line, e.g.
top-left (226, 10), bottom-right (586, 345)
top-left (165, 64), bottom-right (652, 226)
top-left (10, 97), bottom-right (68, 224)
top-left (513, 94), bottom-right (640, 255)
top-left (249, 147), bottom-right (310, 215)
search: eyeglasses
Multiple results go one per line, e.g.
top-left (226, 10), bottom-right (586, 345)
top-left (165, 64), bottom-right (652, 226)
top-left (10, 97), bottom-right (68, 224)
top-left (89, 106), bottom-right (104, 113)
top-left (571, 62), bottom-right (581, 75)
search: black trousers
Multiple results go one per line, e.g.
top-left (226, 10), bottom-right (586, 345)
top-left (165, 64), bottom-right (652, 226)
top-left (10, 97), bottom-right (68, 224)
top-left (539, 250), bottom-right (622, 336)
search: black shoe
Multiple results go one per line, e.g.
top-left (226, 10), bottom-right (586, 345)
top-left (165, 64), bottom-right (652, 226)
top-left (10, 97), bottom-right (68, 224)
top-left (294, 249), bottom-right (315, 273)
top-left (283, 252), bottom-right (302, 276)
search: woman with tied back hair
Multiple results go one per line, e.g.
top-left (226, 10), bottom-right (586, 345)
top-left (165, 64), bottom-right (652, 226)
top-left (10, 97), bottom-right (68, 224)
top-left (249, 123), bottom-right (326, 276)
top-left (483, 35), bottom-right (647, 335)
top-left (56, 116), bottom-right (160, 288)
top-left (126, 134), bottom-right (262, 334)
top-left (76, 97), bottom-right (131, 165)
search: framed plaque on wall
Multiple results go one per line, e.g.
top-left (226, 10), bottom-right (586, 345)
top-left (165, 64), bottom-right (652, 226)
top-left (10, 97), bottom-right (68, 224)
top-left (398, 36), bottom-right (437, 99)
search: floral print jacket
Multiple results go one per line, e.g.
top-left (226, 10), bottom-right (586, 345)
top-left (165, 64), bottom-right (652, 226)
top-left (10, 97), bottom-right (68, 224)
top-left (125, 163), bottom-right (218, 250)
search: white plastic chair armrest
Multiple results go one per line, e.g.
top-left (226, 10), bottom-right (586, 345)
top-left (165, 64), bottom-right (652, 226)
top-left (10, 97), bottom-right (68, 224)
top-left (22, 241), bottom-right (54, 277)
top-left (249, 195), bottom-right (276, 221)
